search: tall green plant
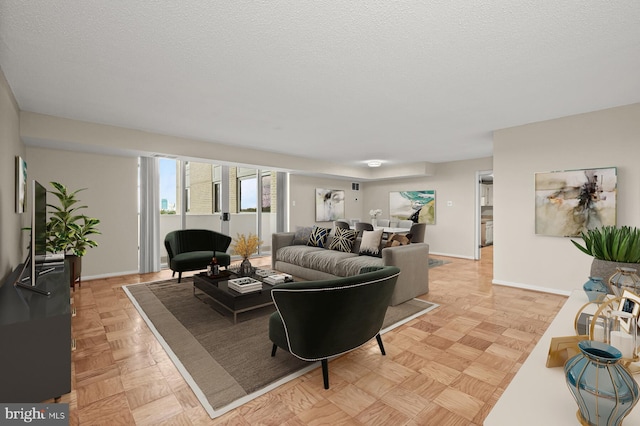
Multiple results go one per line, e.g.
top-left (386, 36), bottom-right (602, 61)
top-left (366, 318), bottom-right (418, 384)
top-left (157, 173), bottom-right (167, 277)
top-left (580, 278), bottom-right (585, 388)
top-left (571, 226), bottom-right (640, 263)
top-left (47, 181), bottom-right (101, 256)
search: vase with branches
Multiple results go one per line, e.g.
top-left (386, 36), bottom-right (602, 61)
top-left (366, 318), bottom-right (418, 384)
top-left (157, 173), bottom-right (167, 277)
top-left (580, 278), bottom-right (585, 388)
top-left (231, 233), bottom-right (262, 276)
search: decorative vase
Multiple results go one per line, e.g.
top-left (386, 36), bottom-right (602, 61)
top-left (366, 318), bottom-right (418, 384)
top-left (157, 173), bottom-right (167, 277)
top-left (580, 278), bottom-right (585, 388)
top-left (564, 340), bottom-right (639, 426)
top-left (239, 258), bottom-right (253, 277)
top-left (583, 276), bottom-right (608, 302)
top-left (609, 267), bottom-right (640, 297)
top-left (591, 259), bottom-right (640, 293)
top-left (371, 218), bottom-right (377, 227)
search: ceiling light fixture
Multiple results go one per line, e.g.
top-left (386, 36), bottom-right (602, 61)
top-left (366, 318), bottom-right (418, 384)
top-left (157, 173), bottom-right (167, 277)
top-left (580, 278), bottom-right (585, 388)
top-left (367, 160), bottom-right (382, 168)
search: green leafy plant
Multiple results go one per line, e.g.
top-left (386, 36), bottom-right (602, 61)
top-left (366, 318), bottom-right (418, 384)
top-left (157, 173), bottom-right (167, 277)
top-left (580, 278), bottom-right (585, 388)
top-left (47, 181), bottom-right (101, 256)
top-left (571, 226), bottom-right (640, 263)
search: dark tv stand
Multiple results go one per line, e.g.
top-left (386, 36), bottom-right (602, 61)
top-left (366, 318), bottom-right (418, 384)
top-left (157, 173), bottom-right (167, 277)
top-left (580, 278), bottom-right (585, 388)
top-left (0, 263), bottom-right (71, 402)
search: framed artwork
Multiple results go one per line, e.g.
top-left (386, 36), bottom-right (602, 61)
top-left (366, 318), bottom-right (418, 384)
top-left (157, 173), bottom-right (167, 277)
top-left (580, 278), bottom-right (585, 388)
top-left (535, 167), bottom-right (617, 237)
top-left (389, 190), bottom-right (436, 225)
top-left (618, 290), bottom-right (640, 333)
top-left (15, 156), bottom-right (27, 213)
top-left (315, 188), bottom-right (345, 222)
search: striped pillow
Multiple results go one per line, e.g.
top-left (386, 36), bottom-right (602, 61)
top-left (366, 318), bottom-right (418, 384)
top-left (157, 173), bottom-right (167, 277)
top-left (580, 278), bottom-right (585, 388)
top-left (307, 226), bottom-right (330, 248)
top-left (329, 227), bottom-right (358, 253)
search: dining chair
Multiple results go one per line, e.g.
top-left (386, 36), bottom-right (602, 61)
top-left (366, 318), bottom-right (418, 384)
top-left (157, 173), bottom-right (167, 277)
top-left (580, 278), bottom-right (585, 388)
top-left (408, 222), bottom-right (426, 243)
top-left (334, 220), bottom-right (351, 230)
top-left (355, 222), bottom-right (374, 234)
top-left (376, 219), bottom-right (390, 227)
top-left (397, 219), bottom-right (413, 229)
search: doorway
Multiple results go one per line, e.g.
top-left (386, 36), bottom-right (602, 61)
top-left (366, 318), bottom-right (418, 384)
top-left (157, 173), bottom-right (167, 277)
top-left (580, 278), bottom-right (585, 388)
top-left (475, 170), bottom-right (494, 260)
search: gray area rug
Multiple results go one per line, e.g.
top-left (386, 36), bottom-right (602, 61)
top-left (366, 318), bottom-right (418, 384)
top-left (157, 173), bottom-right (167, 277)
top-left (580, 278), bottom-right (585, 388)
top-left (429, 258), bottom-right (450, 268)
top-left (124, 278), bottom-right (439, 419)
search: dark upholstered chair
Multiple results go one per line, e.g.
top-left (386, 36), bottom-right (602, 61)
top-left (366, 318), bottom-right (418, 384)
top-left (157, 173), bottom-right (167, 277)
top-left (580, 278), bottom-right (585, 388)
top-left (355, 222), bottom-right (374, 235)
top-left (269, 266), bottom-right (400, 389)
top-left (408, 222), bottom-right (427, 243)
top-left (164, 229), bottom-right (232, 282)
top-left (333, 220), bottom-right (351, 230)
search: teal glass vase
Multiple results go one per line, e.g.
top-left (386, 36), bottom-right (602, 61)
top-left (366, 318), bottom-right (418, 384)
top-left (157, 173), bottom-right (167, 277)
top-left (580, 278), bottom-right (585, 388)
top-left (565, 340), bottom-right (639, 426)
top-left (583, 276), bottom-right (608, 302)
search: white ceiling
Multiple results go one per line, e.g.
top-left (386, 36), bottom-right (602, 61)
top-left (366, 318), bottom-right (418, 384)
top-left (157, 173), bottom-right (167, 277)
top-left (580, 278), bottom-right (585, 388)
top-left (1, 1), bottom-right (639, 168)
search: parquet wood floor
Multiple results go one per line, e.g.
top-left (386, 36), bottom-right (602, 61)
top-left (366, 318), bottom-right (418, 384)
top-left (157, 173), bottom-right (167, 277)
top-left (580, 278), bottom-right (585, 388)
top-left (58, 246), bottom-right (567, 425)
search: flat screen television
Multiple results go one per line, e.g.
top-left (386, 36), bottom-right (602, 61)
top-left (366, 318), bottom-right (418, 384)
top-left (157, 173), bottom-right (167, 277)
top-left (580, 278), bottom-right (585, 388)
top-left (14, 180), bottom-right (54, 295)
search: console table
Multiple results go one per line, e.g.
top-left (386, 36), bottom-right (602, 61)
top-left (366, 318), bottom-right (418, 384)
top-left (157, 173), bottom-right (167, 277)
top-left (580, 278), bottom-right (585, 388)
top-left (484, 290), bottom-right (640, 425)
top-left (0, 263), bottom-right (71, 402)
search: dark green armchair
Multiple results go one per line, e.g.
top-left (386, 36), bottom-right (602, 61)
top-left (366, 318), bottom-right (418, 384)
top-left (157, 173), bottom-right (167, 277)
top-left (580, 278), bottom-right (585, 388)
top-left (164, 229), bottom-right (232, 282)
top-left (269, 266), bottom-right (400, 389)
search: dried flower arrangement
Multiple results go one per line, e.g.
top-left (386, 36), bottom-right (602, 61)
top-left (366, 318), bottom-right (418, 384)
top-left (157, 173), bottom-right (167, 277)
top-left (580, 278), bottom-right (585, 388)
top-left (231, 233), bottom-right (263, 259)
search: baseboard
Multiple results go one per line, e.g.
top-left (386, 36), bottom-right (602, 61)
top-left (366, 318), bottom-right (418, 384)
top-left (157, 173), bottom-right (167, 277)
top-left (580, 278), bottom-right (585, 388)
top-left (492, 279), bottom-right (572, 296)
top-left (429, 251), bottom-right (475, 260)
top-left (81, 270), bottom-right (140, 281)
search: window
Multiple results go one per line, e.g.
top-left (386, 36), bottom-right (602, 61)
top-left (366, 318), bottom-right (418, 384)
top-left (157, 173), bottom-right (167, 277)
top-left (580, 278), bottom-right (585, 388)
top-left (262, 174), bottom-right (271, 212)
top-left (239, 176), bottom-right (257, 212)
top-left (159, 158), bottom-right (178, 214)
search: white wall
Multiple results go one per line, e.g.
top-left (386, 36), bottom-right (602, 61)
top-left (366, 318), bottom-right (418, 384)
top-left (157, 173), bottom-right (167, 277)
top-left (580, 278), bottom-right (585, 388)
top-left (289, 175), bottom-right (362, 229)
top-left (494, 103), bottom-right (640, 294)
top-left (25, 147), bottom-right (139, 278)
top-left (0, 66), bottom-right (25, 281)
top-left (364, 157), bottom-right (493, 258)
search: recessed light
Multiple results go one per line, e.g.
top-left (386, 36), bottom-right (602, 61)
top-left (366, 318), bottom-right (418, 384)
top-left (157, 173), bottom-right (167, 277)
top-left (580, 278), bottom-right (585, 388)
top-left (367, 160), bottom-right (382, 168)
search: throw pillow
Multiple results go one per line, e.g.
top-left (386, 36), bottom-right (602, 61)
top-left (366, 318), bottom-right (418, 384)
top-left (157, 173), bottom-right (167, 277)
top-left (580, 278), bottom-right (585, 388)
top-left (292, 226), bottom-right (313, 245)
top-left (307, 226), bottom-right (331, 248)
top-left (385, 233), bottom-right (413, 247)
top-left (359, 229), bottom-right (384, 257)
top-left (329, 227), bottom-right (358, 253)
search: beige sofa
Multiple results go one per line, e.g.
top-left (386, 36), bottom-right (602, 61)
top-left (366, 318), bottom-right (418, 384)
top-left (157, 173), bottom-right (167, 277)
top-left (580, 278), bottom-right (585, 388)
top-left (271, 232), bottom-right (429, 305)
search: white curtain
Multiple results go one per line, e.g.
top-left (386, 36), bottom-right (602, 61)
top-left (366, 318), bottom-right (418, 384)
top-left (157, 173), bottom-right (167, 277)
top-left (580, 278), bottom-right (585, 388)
top-left (139, 157), bottom-right (161, 273)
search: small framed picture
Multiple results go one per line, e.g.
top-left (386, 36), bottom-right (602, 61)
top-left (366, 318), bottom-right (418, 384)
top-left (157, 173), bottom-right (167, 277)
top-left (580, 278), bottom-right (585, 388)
top-left (617, 290), bottom-right (640, 333)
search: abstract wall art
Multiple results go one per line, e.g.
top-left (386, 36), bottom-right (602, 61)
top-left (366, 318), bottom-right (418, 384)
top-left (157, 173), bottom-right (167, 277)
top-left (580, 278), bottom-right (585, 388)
top-left (389, 190), bottom-right (436, 225)
top-left (315, 188), bottom-right (345, 222)
top-left (15, 156), bottom-right (27, 213)
top-left (535, 167), bottom-right (617, 237)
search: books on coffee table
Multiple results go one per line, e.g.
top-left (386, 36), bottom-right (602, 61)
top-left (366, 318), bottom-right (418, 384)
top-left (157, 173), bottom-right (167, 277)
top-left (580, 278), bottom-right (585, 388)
top-left (255, 269), bottom-right (278, 277)
top-left (263, 273), bottom-right (293, 285)
top-left (228, 277), bottom-right (262, 294)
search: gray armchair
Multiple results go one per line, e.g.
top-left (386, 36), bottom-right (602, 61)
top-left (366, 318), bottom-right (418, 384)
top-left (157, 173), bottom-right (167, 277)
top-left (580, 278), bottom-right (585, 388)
top-left (269, 266), bottom-right (400, 389)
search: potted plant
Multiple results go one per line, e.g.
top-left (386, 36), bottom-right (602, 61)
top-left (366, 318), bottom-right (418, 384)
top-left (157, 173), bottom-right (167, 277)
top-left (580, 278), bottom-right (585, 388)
top-left (46, 181), bottom-right (101, 286)
top-left (571, 225), bottom-right (640, 284)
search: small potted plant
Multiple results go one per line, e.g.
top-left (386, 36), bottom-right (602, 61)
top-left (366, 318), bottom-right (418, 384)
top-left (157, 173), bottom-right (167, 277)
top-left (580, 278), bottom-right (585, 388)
top-left (46, 181), bottom-right (101, 286)
top-left (571, 225), bottom-right (640, 286)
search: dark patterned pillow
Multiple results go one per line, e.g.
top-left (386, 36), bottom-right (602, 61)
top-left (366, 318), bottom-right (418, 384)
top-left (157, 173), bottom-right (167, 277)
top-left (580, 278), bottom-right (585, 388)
top-left (359, 229), bottom-right (384, 257)
top-left (385, 233), bottom-right (413, 247)
top-left (293, 226), bottom-right (313, 245)
top-left (329, 227), bottom-right (358, 253)
top-left (307, 226), bottom-right (331, 248)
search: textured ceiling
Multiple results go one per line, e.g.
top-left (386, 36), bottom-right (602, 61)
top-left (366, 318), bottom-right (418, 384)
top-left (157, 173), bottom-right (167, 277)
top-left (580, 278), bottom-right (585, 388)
top-left (1, 1), bottom-right (639, 167)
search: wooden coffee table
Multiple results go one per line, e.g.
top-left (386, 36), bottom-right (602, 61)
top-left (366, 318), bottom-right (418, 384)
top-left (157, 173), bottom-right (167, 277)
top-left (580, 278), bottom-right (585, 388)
top-left (192, 271), bottom-right (277, 323)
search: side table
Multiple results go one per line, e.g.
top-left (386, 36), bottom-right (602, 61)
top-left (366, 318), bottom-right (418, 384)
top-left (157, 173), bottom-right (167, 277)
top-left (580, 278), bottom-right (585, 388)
top-left (484, 290), bottom-right (640, 425)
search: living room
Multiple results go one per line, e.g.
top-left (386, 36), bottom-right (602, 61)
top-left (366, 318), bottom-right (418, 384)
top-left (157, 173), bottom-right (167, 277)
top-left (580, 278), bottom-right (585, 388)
top-left (2, 3), bottom-right (640, 424)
